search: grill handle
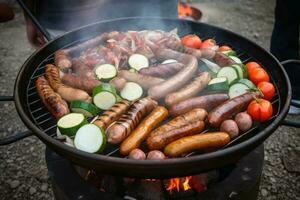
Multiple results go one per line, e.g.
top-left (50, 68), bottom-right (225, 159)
top-left (280, 60), bottom-right (300, 128)
top-left (0, 96), bottom-right (33, 146)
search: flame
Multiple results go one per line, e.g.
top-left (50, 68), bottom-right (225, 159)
top-left (178, 2), bottom-right (202, 21)
top-left (166, 176), bottom-right (192, 193)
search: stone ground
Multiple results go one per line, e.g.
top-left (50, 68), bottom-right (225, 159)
top-left (0, 0), bottom-right (299, 199)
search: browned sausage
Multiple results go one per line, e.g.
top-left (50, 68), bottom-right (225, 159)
top-left (139, 62), bottom-right (184, 78)
top-left (45, 64), bottom-right (92, 103)
top-left (35, 76), bottom-right (69, 119)
top-left (148, 49), bottom-right (198, 99)
top-left (164, 132), bottom-right (230, 157)
top-left (213, 52), bottom-right (236, 67)
top-left (128, 148), bottom-right (146, 160)
top-left (72, 59), bottom-right (95, 79)
top-left (54, 50), bottom-right (72, 70)
top-left (208, 92), bottom-right (258, 127)
top-left (148, 108), bottom-right (207, 138)
top-left (169, 93), bottom-right (229, 116)
top-left (165, 72), bottom-right (211, 106)
top-left (93, 99), bottom-right (131, 130)
top-left (147, 150), bottom-right (166, 160)
top-left (60, 73), bottom-right (100, 94)
top-left (106, 97), bottom-right (157, 144)
top-left (118, 70), bottom-right (164, 89)
top-left (120, 106), bottom-right (168, 155)
top-left (147, 120), bottom-right (205, 150)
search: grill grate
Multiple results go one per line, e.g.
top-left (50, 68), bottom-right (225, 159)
top-left (26, 38), bottom-right (281, 158)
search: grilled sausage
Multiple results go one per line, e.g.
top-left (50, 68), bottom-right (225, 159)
top-left (54, 50), bottom-right (72, 70)
top-left (148, 49), bottom-right (198, 99)
top-left (120, 106), bottom-right (168, 155)
top-left (208, 92), bottom-right (258, 127)
top-left (139, 62), bottom-right (184, 78)
top-left (128, 148), bottom-right (146, 160)
top-left (164, 132), bottom-right (230, 157)
top-left (106, 97), bottom-right (157, 144)
top-left (35, 76), bottom-right (69, 119)
top-left (110, 76), bottom-right (127, 91)
top-left (169, 93), bottom-right (229, 116)
top-left (147, 120), bottom-right (205, 150)
top-left (72, 59), bottom-right (95, 79)
top-left (165, 72), bottom-right (211, 106)
top-left (148, 108), bottom-right (207, 138)
top-left (213, 52), bottom-right (236, 67)
top-left (45, 64), bottom-right (92, 103)
top-left (60, 73), bottom-right (100, 94)
top-left (118, 70), bottom-right (164, 89)
top-left (93, 99), bottom-right (131, 130)
top-left (147, 150), bottom-right (166, 160)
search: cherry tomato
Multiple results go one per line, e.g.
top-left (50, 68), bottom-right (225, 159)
top-left (181, 34), bottom-right (202, 49)
top-left (257, 81), bottom-right (275, 101)
top-left (248, 67), bottom-right (270, 85)
top-left (200, 39), bottom-right (216, 49)
top-left (245, 62), bottom-right (261, 74)
top-left (247, 99), bottom-right (273, 122)
top-left (218, 45), bottom-right (232, 52)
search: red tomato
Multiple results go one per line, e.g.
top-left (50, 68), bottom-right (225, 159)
top-left (257, 82), bottom-right (275, 101)
top-left (181, 34), bottom-right (202, 49)
top-left (200, 39), bottom-right (216, 49)
top-left (218, 45), bottom-right (232, 52)
top-left (245, 62), bottom-right (261, 74)
top-left (248, 67), bottom-right (270, 85)
top-left (247, 99), bottom-right (273, 122)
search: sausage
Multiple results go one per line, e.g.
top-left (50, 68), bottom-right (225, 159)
top-left (147, 150), bottom-right (166, 160)
top-left (208, 92), bottom-right (258, 127)
top-left (72, 59), bottom-right (95, 79)
top-left (164, 132), bottom-right (230, 157)
top-left (169, 93), bottom-right (229, 116)
top-left (139, 62), bottom-right (184, 78)
top-left (148, 108), bottom-right (207, 138)
top-left (93, 99), bottom-right (131, 130)
top-left (120, 106), bottom-right (168, 155)
top-left (118, 70), bottom-right (164, 89)
top-left (213, 52), bottom-right (236, 67)
top-left (128, 148), bottom-right (146, 160)
top-left (35, 76), bottom-right (69, 119)
top-left (60, 73), bottom-right (100, 94)
top-left (147, 120), bottom-right (205, 150)
top-left (165, 72), bottom-right (211, 106)
top-left (148, 49), bottom-right (198, 99)
top-left (45, 64), bottom-right (92, 103)
top-left (54, 50), bottom-right (72, 70)
top-left (106, 97), bottom-right (157, 144)
top-left (110, 76), bottom-right (127, 91)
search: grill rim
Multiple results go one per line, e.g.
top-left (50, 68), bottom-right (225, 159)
top-left (13, 17), bottom-right (291, 178)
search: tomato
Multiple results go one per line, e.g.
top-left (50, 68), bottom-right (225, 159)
top-left (245, 62), bottom-right (261, 74)
top-left (200, 39), bottom-right (216, 49)
top-left (257, 81), bottom-right (275, 101)
top-left (181, 34), bottom-right (202, 49)
top-left (248, 67), bottom-right (270, 85)
top-left (218, 45), bottom-right (232, 52)
top-left (247, 99), bottom-right (273, 122)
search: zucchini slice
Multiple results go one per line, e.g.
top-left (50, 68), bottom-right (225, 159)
top-left (231, 64), bottom-right (244, 79)
top-left (229, 56), bottom-right (242, 64)
top-left (93, 83), bottom-right (117, 110)
top-left (207, 77), bottom-right (229, 91)
top-left (161, 59), bottom-right (178, 64)
top-left (74, 124), bottom-right (106, 153)
top-left (70, 100), bottom-right (98, 117)
top-left (200, 58), bottom-right (221, 74)
top-left (222, 50), bottom-right (236, 57)
top-left (120, 82), bottom-right (143, 101)
top-left (128, 54), bottom-right (149, 71)
top-left (94, 64), bottom-right (117, 81)
top-left (228, 83), bottom-right (250, 98)
top-left (57, 113), bottom-right (88, 137)
top-left (238, 79), bottom-right (256, 90)
top-left (217, 66), bottom-right (239, 85)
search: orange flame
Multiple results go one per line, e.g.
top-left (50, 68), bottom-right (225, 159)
top-left (178, 2), bottom-right (202, 20)
top-left (166, 176), bottom-right (192, 193)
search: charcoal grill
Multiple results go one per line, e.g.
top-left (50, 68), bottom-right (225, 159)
top-left (0, 17), bottom-right (299, 178)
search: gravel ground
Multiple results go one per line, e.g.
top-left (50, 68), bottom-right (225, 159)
top-left (0, 1), bottom-right (299, 199)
